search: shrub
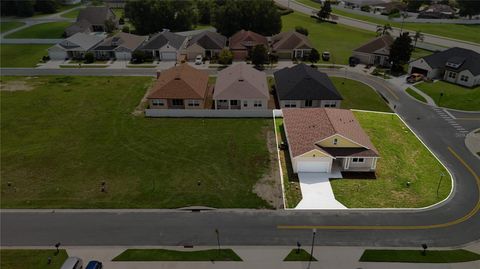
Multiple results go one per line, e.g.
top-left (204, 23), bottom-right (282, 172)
top-left (295, 26), bottom-right (309, 36)
top-left (218, 49), bottom-right (233, 65)
top-left (361, 5), bottom-right (371, 12)
top-left (119, 17), bottom-right (125, 25)
top-left (131, 50), bottom-right (146, 63)
top-left (84, 52), bottom-right (94, 64)
top-left (122, 26), bottom-right (130, 33)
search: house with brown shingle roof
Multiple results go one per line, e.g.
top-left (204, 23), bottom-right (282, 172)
top-left (352, 35), bottom-right (393, 67)
top-left (270, 31), bottom-right (313, 60)
top-left (282, 108), bottom-right (379, 173)
top-left (213, 63), bottom-right (269, 110)
top-left (147, 64), bottom-right (209, 109)
top-left (65, 6), bottom-right (118, 37)
top-left (228, 30), bottom-right (268, 60)
top-left (92, 32), bottom-right (147, 60)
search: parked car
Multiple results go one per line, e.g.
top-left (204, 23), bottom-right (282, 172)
top-left (322, 51), bottom-right (330, 61)
top-left (195, 55), bottom-right (203, 65)
top-left (349, 56), bottom-right (360, 67)
top-left (86, 261), bottom-right (103, 269)
top-left (60, 257), bottom-right (83, 269)
top-left (407, 73), bottom-right (424, 83)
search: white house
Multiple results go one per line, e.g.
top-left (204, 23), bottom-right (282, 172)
top-left (48, 32), bottom-right (106, 60)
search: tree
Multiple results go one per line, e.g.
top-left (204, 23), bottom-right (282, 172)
top-left (122, 25), bottom-right (130, 33)
top-left (15, 0), bottom-right (35, 17)
top-left (295, 26), bottom-right (308, 36)
top-left (218, 48), bottom-right (233, 65)
top-left (84, 52), bottom-right (95, 64)
top-left (413, 31), bottom-right (424, 49)
top-left (104, 19), bottom-right (117, 33)
top-left (376, 24), bottom-right (392, 36)
top-left (308, 48), bottom-right (320, 64)
top-left (35, 0), bottom-right (58, 14)
top-left (196, 0), bottom-right (214, 25)
top-left (406, 0), bottom-right (431, 12)
top-left (132, 50), bottom-right (146, 63)
top-left (317, 0), bottom-right (332, 21)
top-left (389, 32), bottom-right (413, 73)
top-left (457, 0), bottom-right (480, 19)
top-left (250, 44), bottom-right (268, 67)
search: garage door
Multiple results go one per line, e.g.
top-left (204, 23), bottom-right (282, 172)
top-left (411, 67), bottom-right (428, 76)
top-left (160, 52), bottom-right (177, 61)
top-left (297, 161), bottom-right (330, 173)
top-left (49, 51), bottom-right (67, 61)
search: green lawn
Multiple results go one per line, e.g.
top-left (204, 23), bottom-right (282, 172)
top-left (0, 44), bottom-right (50, 67)
top-left (330, 111), bottom-right (451, 208)
top-left (295, 0), bottom-right (480, 43)
top-left (330, 77), bottom-right (391, 112)
top-left (282, 12), bottom-right (375, 64)
top-left (283, 249), bottom-right (317, 261)
top-left (410, 48), bottom-right (433, 61)
top-left (0, 249), bottom-right (68, 269)
top-left (360, 249), bottom-right (480, 263)
top-left (415, 81), bottom-right (480, 111)
top-left (112, 249), bottom-right (242, 261)
top-left (0, 76), bottom-right (274, 209)
top-left (406, 88), bottom-right (427, 103)
top-left (61, 8), bottom-right (83, 18)
top-left (4, 22), bottom-right (70, 39)
top-left (0, 21), bottom-right (25, 33)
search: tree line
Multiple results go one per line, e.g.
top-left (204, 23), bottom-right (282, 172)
top-left (1, 0), bottom-right (63, 17)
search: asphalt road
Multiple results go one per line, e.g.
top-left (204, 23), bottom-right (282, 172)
top-left (1, 68), bottom-right (479, 247)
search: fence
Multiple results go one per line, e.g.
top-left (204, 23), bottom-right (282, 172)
top-left (145, 109), bottom-right (284, 118)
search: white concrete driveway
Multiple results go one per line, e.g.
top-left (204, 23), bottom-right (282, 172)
top-left (295, 172), bottom-right (347, 210)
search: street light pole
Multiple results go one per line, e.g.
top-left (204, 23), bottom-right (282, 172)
top-left (307, 229), bottom-right (316, 269)
top-left (215, 229), bottom-right (221, 254)
top-left (436, 172), bottom-right (445, 198)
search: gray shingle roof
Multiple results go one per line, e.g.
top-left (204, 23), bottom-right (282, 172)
top-left (421, 47), bottom-right (480, 76)
top-left (353, 35), bottom-right (393, 55)
top-left (274, 64), bottom-right (343, 101)
top-left (188, 31), bottom-right (226, 50)
top-left (140, 30), bottom-right (187, 50)
top-left (58, 32), bottom-right (106, 50)
top-left (270, 31), bottom-right (313, 51)
top-left (77, 6), bottom-right (116, 25)
top-left (93, 32), bottom-right (147, 51)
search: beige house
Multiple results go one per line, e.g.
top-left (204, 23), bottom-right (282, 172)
top-left (352, 35), bottom-right (393, 67)
top-left (270, 31), bottom-right (313, 59)
top-left (185, 31), bottom-right (227, 60)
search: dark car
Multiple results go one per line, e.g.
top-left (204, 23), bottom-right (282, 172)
top-left (85, 261), bottom-right (103, 269)
top-left (348, 56), bottom-right (360, 67)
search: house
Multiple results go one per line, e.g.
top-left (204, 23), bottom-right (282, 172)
top-left (48, 32), bottom-right (106, 60)
top-left (228, 30), bottom-right (268, 60)
top-left (342, 0), bottom-right (391, 9)
top-left (408, 47), bottom-right (480, 88)
top-left (139, 30), bottom-right (187, 61)
top-left (352, 35), bottom-right (393, 66)
top-left (371, 1), bottom-right (406, 15)
top-left (147, 64), bottom-right (209, 109)
top-left (92, 32), bottom-right (147, 60)
top-left (282, 108), bottom-right (379, 173)
top-left (419, 4), bottom-right (456, 19)
top-left (213, 63), bottom-right (269, 110)
top-left (274, 64), bottom-right (343, 108)
top-left (65, 6), bottom-right (118, 37)
top-left (270, 31), bottom-right (313, 60)
top-left (185, 30), bottom-right (227, 60)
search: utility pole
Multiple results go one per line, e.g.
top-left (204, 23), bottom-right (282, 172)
top-left (307, 229), bottom-right (316, 269)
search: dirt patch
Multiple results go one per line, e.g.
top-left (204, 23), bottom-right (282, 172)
top-left (254, 126), bottom-right (284, 209)
top-left (0, 80), bottom-right (33, 92)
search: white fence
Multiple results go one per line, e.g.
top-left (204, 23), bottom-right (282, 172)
top-left (145, 109), bottom-right (284, 118)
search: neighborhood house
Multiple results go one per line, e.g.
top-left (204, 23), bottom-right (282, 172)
top-left (185, 30), bottom-right (227, 60)
top-left (139, 30), bottom-right (187, 61)
top-left (92, 32), bottom-right (147, 61)
top-left (282, 108), bottom-right (379, 173)
top-left (270, 31), bottom-right (313, 60)
top-left (48, 32), bottom-right (106, 60)
top-left (352, 35), bottom-right (393, 67)
top-left (229, 30), bottom-right (268, 60)
top-left (65, 6), bottom-right (118, 37)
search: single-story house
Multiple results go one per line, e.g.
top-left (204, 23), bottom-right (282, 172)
top-left (228, 30), bottom-right (268, 60)
top-left (274, 63), bottom-right (343, 108)
top-left (139, 30), bottom-right (187, 61)
top-left (342, 0), bottom-right (391, 9)
top-left (213, 63), bottom-right (269, 110)
top-left (65, 6), bottom-right (118, 37)
top-left (147, 64), bottom-right (209, 109)
top-left (408, 47), bottom-right (480, 88)
top-left (185, 30), bottom-right (227, 60)
top-left (92, 32), bottom-right (147, 60)
top-left (352, 35), bottom-right (393, 66)
top-left (48, 32), bottom-right (106, 60)
top-left (282, 108), bottom-right (379, 173)
top-left (270, 31), bottom-right (313, 60)
top-left (419, 4), bottom-right (456, 19)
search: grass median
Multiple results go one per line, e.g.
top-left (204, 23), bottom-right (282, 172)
top-left (1, 249), bottom-right (68, 269)
top-left (283, 249), bottom-right (317, 261)
top-left (0, 22), bottom-right (26, 33)
top-left (4, 22), bottom-right (70, 39)
top-left (112, 249), bottom-right (242, 261)
top-left (360, 249), bottom-right (480, 263)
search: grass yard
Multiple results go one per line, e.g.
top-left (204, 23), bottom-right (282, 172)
top-left (410, 48), bottom-right (433, 61)
top-left (0, 44), bottom-right (49, 67)
top-left (112, 249), bottom-right (242, 261)
top-left (415, 81), bottom-right (480, 111)
top-left (0, 21), bottom-right (25, 33)
top-left (330, 77), bottom-right (391, 112)
top-left (330, 111), bottom-right (451, 208)
top-left (360, 249), bottom-right (480, 263)
top-left (0, 249), bottom-right (68, 269)
top-left (61, 8), bottom-right (83, 18)
top-left (282, 12), bottom-right (376, 64)
top-left (406, 88), bottom-right (427, 103)
top-left (0, 76), bottom-right (274, 209)
top-left (4, 21), bottom-right (70, 39)
top-left (283, 249), bottom-right (317, 261)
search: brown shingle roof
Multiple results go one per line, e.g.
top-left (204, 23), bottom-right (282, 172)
top-left (228, 30), bottom-right (268, 50)
top-left (271, 31), bottom-right (313, 51)
top-left (282, 108), bottom-right (379, 158)
top-left (213, 63), bottom-right (269, 100)
top-left (353, 35), bottom-right (393, 55)
top-left (147, 64), bottom-right (209, 100)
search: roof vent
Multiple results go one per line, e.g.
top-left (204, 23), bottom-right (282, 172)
top-left (238, 79), bottom-right (244, 82)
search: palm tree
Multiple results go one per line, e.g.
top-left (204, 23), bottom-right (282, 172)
top-left (376, 24), bottom-right (392, 36)
top-left (413, 31), bottom-right (424, 49)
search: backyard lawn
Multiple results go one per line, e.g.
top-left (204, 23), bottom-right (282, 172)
top-left (415, 81), bottom-right (480, 111)
top-left (0, 21), bottom-right (25, 33)
top-left (330, 111), bottom-right (451, 208)
top-left (282, 12), bottom-right (375, 64)
top-left (0, 44), bottom-right (49, 67)
top-left (0, 76), bottom-right (274, 209)
top-left (4, 21), bottom-right (70, 39)
top-left (113, 249), bottom-right (242, 261)
top-left (1, 249), bottom-right (68, 269)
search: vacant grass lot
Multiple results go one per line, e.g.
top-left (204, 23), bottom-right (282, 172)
top-left (416, 81), bottom-right (480, 111)
top-left (330, 77), bottom-right (391, 112)
top-left (0, 21), bottom-right (25, 33)
top-left (360, 249), bottom-right (480, 263)
top-left (1, 76), bottom-right (273, 209)
top-left (0, 44), bottom-right (49, 67)
top-left (1, 249), bottom-right (68, 269)
top-left (113, 249), bottom-right (242, 261)
top-left (330, 111), bottom-right (451, 208)
top-left (282, 12), bottom-right (375, 64)
top-left (4, 21), bottom-right (70, 39)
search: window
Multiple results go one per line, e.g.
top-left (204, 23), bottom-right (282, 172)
top-left (172, 99), bottom-right (184, 106)
top-left (460, 75), bottom-right (469, 82)
top-left (254, 100), bottom-right (262, 107)
top-left (187, 100), bottom-right (200, 107)
top-left (448, 72), bottom-right (457, 79)
top-left (333, 138), bottom-right (338, 145)
top-left (284, 101), bottom-right (297, 108)
top-left (304, 100), bottom-right (313, 107)
top-left (243, 101), bottom-right (248, 107)
top-left (152, 99), bottom-right (164, 106)
top-left (323, 101), bottom-right (337, 108)
top-left (230, 100), bottom-right (238, 106)
top-left (352, 158), bottom-right (365, 163)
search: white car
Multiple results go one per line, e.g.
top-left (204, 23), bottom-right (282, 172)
top-left (195, 55), bottom-right (203, 65)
